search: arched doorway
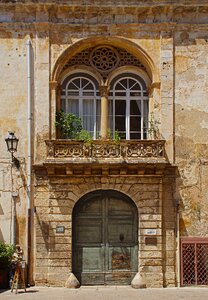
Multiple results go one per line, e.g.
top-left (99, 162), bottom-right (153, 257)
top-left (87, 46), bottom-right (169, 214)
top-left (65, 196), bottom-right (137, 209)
top-left (72, 190), bottom-right (138, 285)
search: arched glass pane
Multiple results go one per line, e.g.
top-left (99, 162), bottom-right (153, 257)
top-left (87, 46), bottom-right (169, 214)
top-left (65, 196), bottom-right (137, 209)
top-left (61, 74), bottom-right (100, 139)
top-left (110, 74), bottom-right (149, 140)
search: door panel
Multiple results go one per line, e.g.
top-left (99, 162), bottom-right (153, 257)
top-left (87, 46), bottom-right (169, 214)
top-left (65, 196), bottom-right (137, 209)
top-left (73, 190), bottom-right (138, 285)
top-left (82, 247), bottom-right (104, 271)
top-left (108, 246), bottom-right (131, 270)
top-left (108, 221), bottom-right (135, 243)
top-left (75, 220), bottom-right (102, 243)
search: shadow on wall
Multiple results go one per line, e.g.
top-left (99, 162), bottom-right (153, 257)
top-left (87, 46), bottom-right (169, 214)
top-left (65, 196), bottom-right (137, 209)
top-left (0, 227), bottom-right (4, 241)
top-left (175, 177), bottom-right (189, 237)
top-left (0, 201), bottom-right (5, 242)
top-left (0, 203), bottom-right (4, 215)
top-left (179, 218), bottom-right (188, 236)
top-left (35, 211), bottom-right (55, 252)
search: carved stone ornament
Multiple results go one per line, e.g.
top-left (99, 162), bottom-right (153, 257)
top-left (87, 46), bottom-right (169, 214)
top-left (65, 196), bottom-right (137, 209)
top-left (90, 46), bottom-right (119, 73)
top-left (99, 85), bottom-right (109, 98)
top-left (91, 143), bottom-right (121, 158)
top-left (63, 45), bottom-right (147, 80)
top-left (47, 141), bottom-right (54, 157)
top-left (125, 142), bottom-right (164, 158)
top-left (54, 144), bottom-right (89, 158)
top-left (46, 140), bottom-right (165, 160)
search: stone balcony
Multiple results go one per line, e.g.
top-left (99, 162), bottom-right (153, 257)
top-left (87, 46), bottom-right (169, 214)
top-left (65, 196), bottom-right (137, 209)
top-left (45, 139), bottom-right (167, 163)
top-left (39, 140), bottom-right (176, 176)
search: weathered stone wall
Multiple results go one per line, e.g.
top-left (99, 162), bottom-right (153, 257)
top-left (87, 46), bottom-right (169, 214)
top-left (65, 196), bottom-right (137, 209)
top-left (162, 178), bottom-right (177, 287)
top-left (34, 174), bottom-right (175, 287)
top-left (175, 30), bottom-right (208, 236)
top-left (0, 0), bottom-right (208, 287)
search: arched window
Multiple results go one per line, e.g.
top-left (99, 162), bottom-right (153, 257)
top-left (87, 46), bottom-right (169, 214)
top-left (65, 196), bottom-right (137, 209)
top-left (109, 74), bottom-right (149, 140)
top-left (61, 73), bottom-right (100, 139)
top-left (59, 46), bottom-right (151, 141)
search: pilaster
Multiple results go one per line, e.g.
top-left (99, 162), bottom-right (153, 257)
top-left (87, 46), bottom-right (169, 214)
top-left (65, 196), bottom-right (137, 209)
top-left (34, 21), bottom-right (50, 163)
top-left (160, 31), bottom-right (174, 164)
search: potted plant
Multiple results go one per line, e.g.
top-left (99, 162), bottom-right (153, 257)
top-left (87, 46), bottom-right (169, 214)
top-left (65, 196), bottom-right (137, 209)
top-left (0, 242), bottom-right (14, 289)
top-left (56, 111), bottom-right (92, 143)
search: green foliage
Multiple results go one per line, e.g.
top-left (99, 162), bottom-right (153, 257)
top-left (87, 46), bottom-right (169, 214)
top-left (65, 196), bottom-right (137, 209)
top-left (75, 130), bottom-right (93, 144)
top-left (107, 128), bottom-right (113, 140)
top-left (107, 128), bottom-right (121, 143)
top-left (56, 111), bottom-right (82, 139)
top-left (0, 242), bottom-right (15, 269)
top-left (148, 112), bottom-right (160, 139)
top-left (55, 111), bottom-right (122, 143)
top-left (114, 130), bottom-right (121, 143)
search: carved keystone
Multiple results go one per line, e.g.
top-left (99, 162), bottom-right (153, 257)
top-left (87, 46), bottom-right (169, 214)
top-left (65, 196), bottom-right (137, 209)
top-left (131, 272), bottom-right (147, 289)
top-left (65, 273), bottom-right (80, 289)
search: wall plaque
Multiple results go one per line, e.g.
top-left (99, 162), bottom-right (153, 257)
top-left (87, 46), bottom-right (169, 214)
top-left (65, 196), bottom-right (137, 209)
top-left (56, 226), bottom-right (65, 233)
top-left (144, 229), bottom-right (157, 235)
top-left (145, 237), bottom-right (157, 245)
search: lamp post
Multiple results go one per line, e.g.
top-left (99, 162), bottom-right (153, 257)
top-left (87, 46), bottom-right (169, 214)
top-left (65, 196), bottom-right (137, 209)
top-left (5, 131), bottom-right (20, 168)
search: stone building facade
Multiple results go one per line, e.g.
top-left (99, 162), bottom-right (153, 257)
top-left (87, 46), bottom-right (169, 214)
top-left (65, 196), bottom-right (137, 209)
top-left (0, 0), bottom-right (208, 288)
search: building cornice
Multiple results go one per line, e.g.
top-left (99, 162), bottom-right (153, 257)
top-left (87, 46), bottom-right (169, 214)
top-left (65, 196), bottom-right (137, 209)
top-left (0, 0), bottom-right (208, 6)
top-left (1, 22), bottom-right (208, 32)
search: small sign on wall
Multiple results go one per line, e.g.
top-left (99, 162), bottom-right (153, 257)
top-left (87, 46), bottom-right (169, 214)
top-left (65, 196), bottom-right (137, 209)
top-left (144, 229), bottom-right (157, 235)
top-left (56, 226), bottom-right (65, 234)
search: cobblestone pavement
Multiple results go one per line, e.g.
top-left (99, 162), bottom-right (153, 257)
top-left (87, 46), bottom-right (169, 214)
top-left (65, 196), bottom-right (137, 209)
top-left (1, 286), bottom-right (208, 300)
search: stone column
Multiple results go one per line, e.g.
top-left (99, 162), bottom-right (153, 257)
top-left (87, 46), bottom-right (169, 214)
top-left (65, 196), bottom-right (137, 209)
top-left (99, 85), bottom-right (109, 139)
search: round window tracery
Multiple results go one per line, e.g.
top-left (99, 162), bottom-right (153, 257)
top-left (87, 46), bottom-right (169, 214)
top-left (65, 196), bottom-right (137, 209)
top-left (90, 46), bottom-right (119, 73)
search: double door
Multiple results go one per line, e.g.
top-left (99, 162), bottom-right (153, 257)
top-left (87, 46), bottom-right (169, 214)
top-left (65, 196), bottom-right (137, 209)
top-left (72, 190), bottom-right (138, 285)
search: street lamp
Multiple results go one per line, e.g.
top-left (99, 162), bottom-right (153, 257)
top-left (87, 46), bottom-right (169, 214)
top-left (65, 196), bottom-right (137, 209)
top-left (5, 131), bottom-right (20, 168)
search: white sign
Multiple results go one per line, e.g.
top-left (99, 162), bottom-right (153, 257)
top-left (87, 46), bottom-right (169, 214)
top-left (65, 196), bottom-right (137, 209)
top-left (145, 229), bottom-right (157, 235)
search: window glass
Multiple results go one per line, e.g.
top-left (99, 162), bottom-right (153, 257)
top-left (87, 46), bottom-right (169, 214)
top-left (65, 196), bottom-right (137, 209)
top-left (60, 72), bottom-right (149, 140)
top-left (61, 74), bottom-right (100, 139)
top-left (110, 74), bottom-right (149, 140)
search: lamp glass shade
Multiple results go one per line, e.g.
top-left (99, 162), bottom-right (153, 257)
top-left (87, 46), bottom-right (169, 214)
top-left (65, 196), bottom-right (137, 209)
top-left (5, 132), bottom-right (19, 153)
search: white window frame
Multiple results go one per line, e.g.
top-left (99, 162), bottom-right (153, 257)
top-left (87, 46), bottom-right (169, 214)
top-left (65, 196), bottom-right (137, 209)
top-left (61, 75), bottom-right (100, 140)
top-left (109, 75), bottom-right (149, 140)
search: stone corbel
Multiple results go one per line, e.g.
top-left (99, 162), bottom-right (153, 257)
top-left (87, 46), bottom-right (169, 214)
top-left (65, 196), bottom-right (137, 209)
top-left (49, 81), bottom-right (58, 90)
top-left (148, 81), bottom-right (161, 97)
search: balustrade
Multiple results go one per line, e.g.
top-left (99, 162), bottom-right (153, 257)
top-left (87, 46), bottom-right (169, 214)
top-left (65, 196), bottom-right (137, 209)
top-left (45, 140), bottom-right (167, 162)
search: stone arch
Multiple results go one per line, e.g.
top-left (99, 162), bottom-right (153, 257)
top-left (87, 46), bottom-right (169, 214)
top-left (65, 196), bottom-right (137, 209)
top-left (52, 36), bottom-right (159, 85)
top-left (59, 65), bottom-right (103, 86)
top-left (107, 65), bottom-right (151, 88)
top-left (70, 184), bottom-right (140, 212)
top-left (50, 36), bottom-right (159, 139)
top-left (72, 188), bottom-right (139, 210)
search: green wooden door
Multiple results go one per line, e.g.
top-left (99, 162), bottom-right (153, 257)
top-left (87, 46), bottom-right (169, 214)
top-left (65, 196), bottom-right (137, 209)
top-left (72, 190), bottom-right (138, 285)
